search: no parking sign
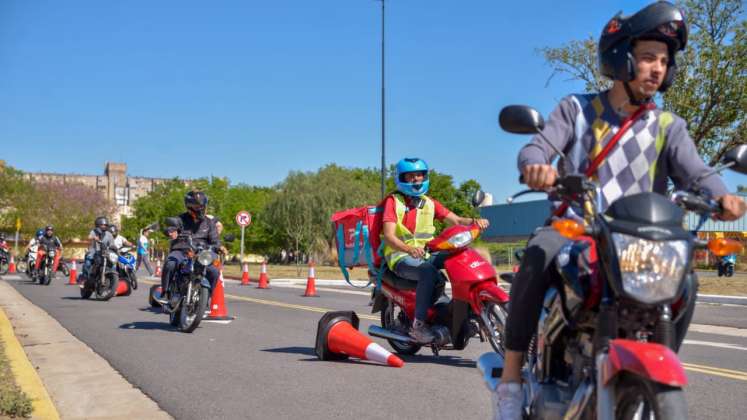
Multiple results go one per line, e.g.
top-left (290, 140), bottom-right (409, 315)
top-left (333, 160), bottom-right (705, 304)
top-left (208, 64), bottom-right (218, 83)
top-left (236, 210), bottom-right (251, 262)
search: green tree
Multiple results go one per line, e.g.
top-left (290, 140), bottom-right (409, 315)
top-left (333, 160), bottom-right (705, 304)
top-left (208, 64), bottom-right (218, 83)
top-left (539, 0), bottom-right (746, 164)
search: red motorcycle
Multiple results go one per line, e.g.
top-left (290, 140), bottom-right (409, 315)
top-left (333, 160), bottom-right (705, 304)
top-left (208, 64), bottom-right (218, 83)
top-left (35, 245), bottom-right (61, 286)
top-left (369, 223), bottom-right (509, 356)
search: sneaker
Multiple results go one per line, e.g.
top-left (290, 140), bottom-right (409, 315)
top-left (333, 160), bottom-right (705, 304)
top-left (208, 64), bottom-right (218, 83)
top-left (409, 319), bottom-right (435, 343)
top-left (493, 382), bottom-right (523, 420)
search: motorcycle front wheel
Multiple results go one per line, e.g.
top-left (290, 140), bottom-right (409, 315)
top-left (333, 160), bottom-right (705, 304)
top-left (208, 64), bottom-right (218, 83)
top-left (381, 298), bottom-right (421, 355)
top-left (179, 285), bottom-right (209, 333)
top-left (615, 374), bottom-right (687, 420)
top-left (0, 261), bottom-right (8, 275)
top-left (97, 272), bottom-right (118, 301)
top-left (480, 302), bottom-right (507, 356)
top-left (129, 272), bottom-right (138, 290)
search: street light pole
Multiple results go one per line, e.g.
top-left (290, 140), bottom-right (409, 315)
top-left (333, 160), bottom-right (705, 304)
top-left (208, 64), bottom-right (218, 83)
top-left (379, 0), bottom-right (386, 200)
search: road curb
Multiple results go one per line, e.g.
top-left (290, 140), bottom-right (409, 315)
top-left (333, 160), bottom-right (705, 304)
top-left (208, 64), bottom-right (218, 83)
top-left (697, 294), bottom-right (747, 306)
top-left (0, 278), bottom-right (173, 420)
top-left (0, 305), bottom-right (60, 420)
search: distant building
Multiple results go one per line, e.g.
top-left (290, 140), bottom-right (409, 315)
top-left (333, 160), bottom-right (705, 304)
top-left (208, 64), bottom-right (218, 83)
top-left (480, 194), bottom-right (747, 243)
top-left (26, 162), bottom-right (184, 220)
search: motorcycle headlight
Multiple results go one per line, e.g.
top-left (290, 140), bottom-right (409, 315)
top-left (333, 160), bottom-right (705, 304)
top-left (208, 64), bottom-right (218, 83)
top-left (611, 233), bottom-right (689, 304)
top-left (197, 250), bottom-right (215, 267)
top-left (108, 252), bottom-right (119, 264)
top-left (447, 231), bottom-right (474, 248)
top-left (49, 250), bottom-right (55, 257)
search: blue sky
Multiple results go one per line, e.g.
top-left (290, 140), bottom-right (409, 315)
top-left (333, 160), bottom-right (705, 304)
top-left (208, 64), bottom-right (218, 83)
top-left (1, 0), bottom-right (744, 203)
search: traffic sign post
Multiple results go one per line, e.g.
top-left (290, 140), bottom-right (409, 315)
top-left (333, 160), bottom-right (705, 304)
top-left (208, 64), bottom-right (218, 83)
top-left (235, 211), bottom-right (252, 262)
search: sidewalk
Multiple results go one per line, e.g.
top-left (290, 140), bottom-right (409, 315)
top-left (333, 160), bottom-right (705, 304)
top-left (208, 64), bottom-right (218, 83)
top-left (0, 278), bottom-right (172, 420)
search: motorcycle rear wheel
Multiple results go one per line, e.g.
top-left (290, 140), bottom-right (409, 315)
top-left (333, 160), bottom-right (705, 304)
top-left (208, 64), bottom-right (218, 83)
top-left (179, 286), bottom-right (209, 333)
top-left (381, 298), bottom-right (421, 355)
top-left (615, 374), bottom-right (687, 420)
top-left (481, 302), bottom-right (507, 356)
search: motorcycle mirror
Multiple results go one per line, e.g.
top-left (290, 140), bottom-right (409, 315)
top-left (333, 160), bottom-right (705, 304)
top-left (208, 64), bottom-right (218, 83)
top-left (164, 217), bottom-right (182, 229)
top-left (721, 145), bottom-right (747, 175)
top-left (472, 190), bottom-right (486, 208)
top-left (498, 105), bottom-right (545, 134)
top-left (223, 234), bottom-right (236, 243)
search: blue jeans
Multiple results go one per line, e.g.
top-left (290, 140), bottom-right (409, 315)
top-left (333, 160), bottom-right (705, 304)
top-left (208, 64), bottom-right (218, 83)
top-left (392, 254), bottom-right (446, 321)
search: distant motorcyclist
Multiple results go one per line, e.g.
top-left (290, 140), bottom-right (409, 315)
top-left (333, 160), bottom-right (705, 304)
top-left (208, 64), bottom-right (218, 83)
top-left (81, 217), bottom-right (116, 280)
top-left (35, 225), bottom-right (63, 271)
top-left (109, 225), bottom-right (134, 250)
top-left (25, 229), bottom-right (44, 275)
top-left (156, 191), bottom-right (221, 305)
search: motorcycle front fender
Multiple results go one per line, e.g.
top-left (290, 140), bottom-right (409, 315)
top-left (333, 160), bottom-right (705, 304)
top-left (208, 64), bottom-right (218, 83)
top-left (200, 277), bottom-right (212, 289)
top-left (601, 339), bottom-right (687, 387)
top-left (469, 282), bottom-right (509, 314)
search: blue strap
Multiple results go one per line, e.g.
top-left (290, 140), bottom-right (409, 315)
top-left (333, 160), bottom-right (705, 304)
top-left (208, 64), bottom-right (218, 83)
top-left (336, 225), bottom-right (351, 282)
top-left (351, 221), bottom-right (362, 266)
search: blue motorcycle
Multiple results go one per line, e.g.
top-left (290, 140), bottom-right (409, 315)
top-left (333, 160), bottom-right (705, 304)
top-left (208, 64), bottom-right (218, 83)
top-left (718, 253), bottom-right (737, 277)
top-left (117, 247), bottom-right (138, 293)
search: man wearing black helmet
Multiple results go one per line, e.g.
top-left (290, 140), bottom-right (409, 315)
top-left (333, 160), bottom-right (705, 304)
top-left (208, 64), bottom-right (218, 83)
top-left (36, 225), bottom-right (63, 272)
top-left (81, 217), bottom-right (116, 281)
top-left (156, 190), bottom-right (221, 305)
top-left (494, 3), bottom-right (746, 419)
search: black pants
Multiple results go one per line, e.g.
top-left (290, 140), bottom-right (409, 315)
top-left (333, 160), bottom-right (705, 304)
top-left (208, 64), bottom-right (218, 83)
top-left (161, 250), bottom-right (219, 295)
top-left (504, 227), bottom-right (697, 352)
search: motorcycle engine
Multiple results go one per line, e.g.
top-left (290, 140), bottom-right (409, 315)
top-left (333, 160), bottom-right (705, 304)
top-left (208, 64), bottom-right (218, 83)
top-left (431, 325), bottom-right (451, 347)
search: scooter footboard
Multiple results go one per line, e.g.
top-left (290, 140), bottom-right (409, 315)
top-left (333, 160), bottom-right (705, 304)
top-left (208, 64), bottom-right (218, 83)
top-left (602, 339), bottom-right (687, 387)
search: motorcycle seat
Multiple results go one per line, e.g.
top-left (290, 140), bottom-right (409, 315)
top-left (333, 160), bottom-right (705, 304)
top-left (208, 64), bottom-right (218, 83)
top-left (381, 268), bottom-right (419, 290)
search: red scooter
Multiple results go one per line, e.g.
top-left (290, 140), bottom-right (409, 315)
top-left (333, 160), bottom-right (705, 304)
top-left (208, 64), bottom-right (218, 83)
top-left (369, 223), bottom-right (509, 356)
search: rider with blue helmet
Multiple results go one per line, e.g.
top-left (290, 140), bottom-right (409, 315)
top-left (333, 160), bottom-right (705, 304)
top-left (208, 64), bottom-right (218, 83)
top-left (381, 158), bottom-right (489, 343)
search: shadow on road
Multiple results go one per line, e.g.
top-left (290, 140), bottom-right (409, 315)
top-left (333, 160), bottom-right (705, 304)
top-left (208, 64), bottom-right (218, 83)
top-left (119, 321), bottom-right (175, 331)
top-left (261, 346), bottom-right (316, 356)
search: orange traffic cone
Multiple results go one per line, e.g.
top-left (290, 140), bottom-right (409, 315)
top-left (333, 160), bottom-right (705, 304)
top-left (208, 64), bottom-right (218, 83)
top-left (257, 260), bottom-right (270, 289)
top-left (315, 311), bottom-right (404, 368)
top-left (240, 263), bottom-right (251, 286)
top-left (303, 261), bottom-right (318, 297)
top-left (67, 260), bottom-right (78, 285)
top-left (115, 279), bottom-right (131, 296)
top-left (205, 271), bottom-right (234, 321)
top-left (155, 259), bottom-right (162, 277)
top-left (8, 255), bottom-right (16, 274)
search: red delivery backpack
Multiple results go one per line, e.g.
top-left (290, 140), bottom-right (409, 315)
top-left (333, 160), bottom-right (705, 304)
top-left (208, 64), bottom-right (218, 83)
top-left (330, 203), bottom-right (385, 285)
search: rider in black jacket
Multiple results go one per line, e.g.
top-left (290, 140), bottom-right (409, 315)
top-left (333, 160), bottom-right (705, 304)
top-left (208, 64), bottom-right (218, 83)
top-left (36, 225), bottom-right (63, 271)
top-left (156, 191), bottom-right (221, 305)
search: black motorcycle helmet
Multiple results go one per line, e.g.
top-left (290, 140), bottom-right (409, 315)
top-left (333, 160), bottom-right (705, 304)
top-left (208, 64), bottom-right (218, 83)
top-left (598, 1), bottom-right (688, 94)
top-left (109, 225), bottom-right (119, 237)
top-left (184, 191), bottom-right (208, 218)
top-left (95, 216), bottom-right (109, 229)
top-left (44, 225), bottom-right (54, 237)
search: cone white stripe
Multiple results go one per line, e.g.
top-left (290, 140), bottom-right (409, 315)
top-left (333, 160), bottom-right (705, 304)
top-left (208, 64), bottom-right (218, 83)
top-left (309, 267), bottom-right (315, 277)
top-left (364, 342), bottom-right (395, 365)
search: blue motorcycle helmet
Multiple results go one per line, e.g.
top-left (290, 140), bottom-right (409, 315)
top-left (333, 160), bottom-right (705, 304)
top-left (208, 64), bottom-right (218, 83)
top-left (36, 229), bottom-right (44, 238)
top-left (395, 158), bottom-right (430, 197)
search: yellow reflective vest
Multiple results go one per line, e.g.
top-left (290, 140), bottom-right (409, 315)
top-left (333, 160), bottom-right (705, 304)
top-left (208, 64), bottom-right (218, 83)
top-left (382, 194), bottom-right (436, 270)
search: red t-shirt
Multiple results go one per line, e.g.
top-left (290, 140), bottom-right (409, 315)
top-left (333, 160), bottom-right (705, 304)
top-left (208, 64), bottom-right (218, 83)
top-left (382, 195), bottom-right (450, 233)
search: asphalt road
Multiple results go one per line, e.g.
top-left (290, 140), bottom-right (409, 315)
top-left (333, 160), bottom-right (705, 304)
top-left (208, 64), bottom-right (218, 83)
top-left (3, 272), bottom-right (747, 419)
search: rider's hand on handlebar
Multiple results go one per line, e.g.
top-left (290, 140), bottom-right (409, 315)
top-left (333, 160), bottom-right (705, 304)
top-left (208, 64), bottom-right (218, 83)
top-left (407, 246), bottom-right (426, 259)
top-left (521, 164), bottom-right (557, 191)
top-left (474, 218), bottom-right (490, 230)
top-left (716, 194), bottom-right (747, 221)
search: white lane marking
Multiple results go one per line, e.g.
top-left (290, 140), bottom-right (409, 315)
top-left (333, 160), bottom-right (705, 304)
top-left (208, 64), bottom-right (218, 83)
top-left (683, 339), bottom-right (747, 352)
top-left (689, 324), bottom-right (747, 338)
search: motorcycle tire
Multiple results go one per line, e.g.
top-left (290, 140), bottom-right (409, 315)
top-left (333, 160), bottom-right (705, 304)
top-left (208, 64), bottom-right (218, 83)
top-left (179, 286), bottom-right (209, 333)
top-left (149, 284), bottom-right (162, 308)
top-left (97, 272), bottom-right (118, 301)
top-left (717, 265), bottom-right (723, 277)
top-left (615, 374), bottom-right (687, 420)
top-left (170, 309), bottom-right (180, 327)
top-left (16, 261), bottom-right (27, 274)
top-left (130, 272), bottom-right (138, 290)
top-left (80, 276), bottom-right (93, 299)
top-left (380, 298), bottom-right (421, 355)
top-left (0, 262), bottom-right (8, 275)
top-left (60, 264), bottom-right (70, 277)
top-left (43, 270), bottom-right (54, 286)
top-left (481, 302), bottom-right (507, 356)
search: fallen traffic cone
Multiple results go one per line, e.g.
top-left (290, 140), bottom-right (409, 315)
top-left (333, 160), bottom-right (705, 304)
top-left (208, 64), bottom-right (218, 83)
top-left (115, 279), bottom-right (131, 296)
top-left (303, 261), bottom-right (318, 297)
top-left (67, 260), bottom-right (78, 285)
top-left (240, 263), bottom-right (251, 286)
top-left (206, 270), bottom-right (234, 321)
top-left (155, 259), bottom-right (162, 277)
top-left (8, 255), bottom-right (16, 274)
top-left (314, 311), bottom-right (404, 368)
top-left (257, 260), bottom-right (270, 289)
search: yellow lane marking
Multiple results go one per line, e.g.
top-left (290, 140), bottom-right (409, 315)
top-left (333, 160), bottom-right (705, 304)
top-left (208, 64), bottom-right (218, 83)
top-left (140, 279), bottom-right (380, 321)
top-left (142, 279), bottom-right (747, 382)
top-left (683, 363), bottom-right (747, 381)
top-left (0, 307), bottom-right (60, 420)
